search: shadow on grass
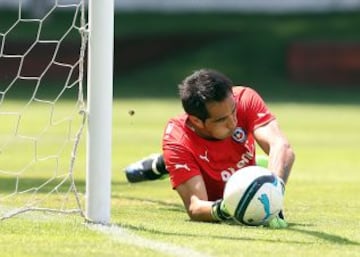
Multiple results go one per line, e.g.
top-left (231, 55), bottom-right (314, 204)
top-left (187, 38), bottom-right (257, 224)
top-left (115, 197), bottom-right (360, 246)
top-left (118, 222), bottom-right (313, 245)
top-left (119, 221), bottom-right (360, 246)
top-left (287, 225), bottom-right (360, 246)
top-left (2, 177), bottom-right (359, 247)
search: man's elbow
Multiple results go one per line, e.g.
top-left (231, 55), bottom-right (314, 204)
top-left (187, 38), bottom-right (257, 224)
top-left (186, 198), bottom-right (213, 222)
top-left (187, 204), bottom-right (204, 222)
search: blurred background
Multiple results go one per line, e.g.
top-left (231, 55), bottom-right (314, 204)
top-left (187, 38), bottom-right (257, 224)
top-left (1, 0), bottom-right (360, 103)
top-left (1, 2), bottom-right (360, 254)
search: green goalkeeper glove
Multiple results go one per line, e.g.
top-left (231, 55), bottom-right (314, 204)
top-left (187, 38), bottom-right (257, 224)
top-left (211, 199), bottom-right (232, 222)
top-left (266, 210), bottom-right (288, 229)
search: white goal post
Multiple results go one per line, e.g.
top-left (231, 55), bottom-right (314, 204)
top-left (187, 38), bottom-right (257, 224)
top-left (86, 0), bottom-right (113, 224)
top-left (0, 0), bottom-right (113, 224)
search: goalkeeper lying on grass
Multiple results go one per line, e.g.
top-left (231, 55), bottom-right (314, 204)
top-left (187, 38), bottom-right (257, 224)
top-left (124, 69), bottom-right (295, 228)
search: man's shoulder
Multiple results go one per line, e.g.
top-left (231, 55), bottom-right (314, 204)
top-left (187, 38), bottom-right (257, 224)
top-left (163, 114), bottom-right (188, 142)
top-left (232, 85), bottom-right (264, 107)
top-left (232, 85), bottom-right (258, 96)
top-left (166, 114), bottom-right (187, 131)
top-left (232, 85), bottom-right (248, 92)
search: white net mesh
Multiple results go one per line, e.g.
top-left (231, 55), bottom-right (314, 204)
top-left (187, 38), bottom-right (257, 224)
top-left (0, 0), bottom-right (88, 220)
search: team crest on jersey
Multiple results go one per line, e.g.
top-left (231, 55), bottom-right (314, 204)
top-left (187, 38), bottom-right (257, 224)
top-left (232, 127), bottom-right (247, 143)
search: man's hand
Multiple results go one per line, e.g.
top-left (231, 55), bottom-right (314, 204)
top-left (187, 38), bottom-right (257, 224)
top-left (267, 177), bottom-right (287, 229)
top-left (266, 210), bottom-right (288, 229)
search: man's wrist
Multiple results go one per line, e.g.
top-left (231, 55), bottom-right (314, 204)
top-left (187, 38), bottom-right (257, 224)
top-left (277, 176), bottom-right (285, 194)
top-left (211, 199), bottom-right (231, 222)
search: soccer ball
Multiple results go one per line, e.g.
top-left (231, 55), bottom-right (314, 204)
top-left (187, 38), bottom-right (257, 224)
top-left (222, 166), bottom-right (284, 226)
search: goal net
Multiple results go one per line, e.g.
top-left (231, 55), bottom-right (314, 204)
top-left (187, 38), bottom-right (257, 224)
top-left (0, 0), bottom-right (88, 220)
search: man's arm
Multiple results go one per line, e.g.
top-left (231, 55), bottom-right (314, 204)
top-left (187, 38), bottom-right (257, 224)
top-left (254, 119), bottom-right (295, 183)
top-left (175, 175), bottom-right (217, 222)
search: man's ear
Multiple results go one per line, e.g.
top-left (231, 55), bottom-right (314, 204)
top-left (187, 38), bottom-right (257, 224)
top-left (188, 115), bottom-right (205, 129)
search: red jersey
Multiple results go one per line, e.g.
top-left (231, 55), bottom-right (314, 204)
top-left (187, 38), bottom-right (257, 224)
top-left (162, 86), bottom-right (275, 201)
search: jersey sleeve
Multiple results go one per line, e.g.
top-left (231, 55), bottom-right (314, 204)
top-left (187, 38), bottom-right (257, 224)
top-left (235, 86), bottom-right (276, 130)
top-left (162, 120), bottom-right (201, 189)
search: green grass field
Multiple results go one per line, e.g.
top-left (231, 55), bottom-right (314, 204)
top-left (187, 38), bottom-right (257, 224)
top-left (0, 99), bottom-right (359, 257)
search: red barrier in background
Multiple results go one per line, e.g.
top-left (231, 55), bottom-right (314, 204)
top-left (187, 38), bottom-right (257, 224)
top-left (287, 42), bottom-right (360, 84)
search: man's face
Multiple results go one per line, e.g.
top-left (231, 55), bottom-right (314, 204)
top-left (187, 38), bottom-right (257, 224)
top-left (201, 94), bottom-right (237, 140)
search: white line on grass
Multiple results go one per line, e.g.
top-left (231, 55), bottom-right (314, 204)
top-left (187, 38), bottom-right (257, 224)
top-left (89, 224), bottom-right (213, 257)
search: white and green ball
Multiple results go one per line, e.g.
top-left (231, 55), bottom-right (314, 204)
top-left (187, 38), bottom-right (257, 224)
top-left (222, 166), bottom-right (284, 226)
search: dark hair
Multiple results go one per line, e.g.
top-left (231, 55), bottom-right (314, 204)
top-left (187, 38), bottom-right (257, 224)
top-left (178, 69), bottom-right (233, 121)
